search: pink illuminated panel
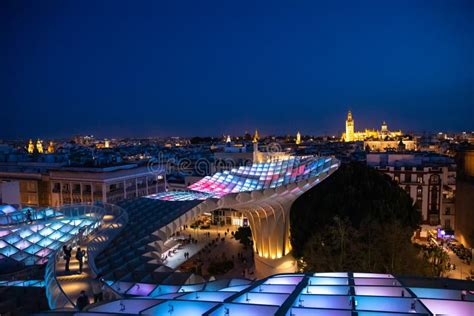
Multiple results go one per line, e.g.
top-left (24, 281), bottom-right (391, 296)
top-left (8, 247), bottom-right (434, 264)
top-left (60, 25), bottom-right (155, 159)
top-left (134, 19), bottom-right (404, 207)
top-left (150, 157), bottom-right (337, 201)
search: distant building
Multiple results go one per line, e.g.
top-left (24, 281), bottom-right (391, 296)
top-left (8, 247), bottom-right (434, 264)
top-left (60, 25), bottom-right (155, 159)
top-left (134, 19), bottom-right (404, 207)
top-left (47, 141), bottom-right (55, 153)
top-left (342, 111), bottom-right (404, 140)
top-left (252, 129), bottom-right (260, 143)
top-left (341, 111), bottom-right (416, 151)
top-left (344, 111), bottom-right (355, 142)
top-left (74, 135), bottom-right (95, 145)
top-left (296, 131), bottom-right (301, 145)
top-left (365, 137), bottom-right (416, 152)
top-left (367, 153), bottom-right (456, 234)
top-left (0, 163), bottom-right (165, 207)
top-left (49, 165), bottom-right (165, 205)
top-left (36, 140), bottom-right (44, 154)
top-left (455, 148), bottom-right (474, 247)
top-left (27, 140), bottom-right (35, 153)
top-left (26, 139), bottom-right (54, 154)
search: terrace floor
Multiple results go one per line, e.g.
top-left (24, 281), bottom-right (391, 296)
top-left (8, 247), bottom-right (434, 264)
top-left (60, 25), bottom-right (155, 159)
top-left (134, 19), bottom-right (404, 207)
top-left (171, 225), bottom-right (256, 279)
top-left (55, 214), bottom-right (117, 308)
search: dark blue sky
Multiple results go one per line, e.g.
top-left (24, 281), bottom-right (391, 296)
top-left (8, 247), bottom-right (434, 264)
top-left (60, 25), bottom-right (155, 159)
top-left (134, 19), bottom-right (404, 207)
top-left (1, 0), bottom-right (473, 139)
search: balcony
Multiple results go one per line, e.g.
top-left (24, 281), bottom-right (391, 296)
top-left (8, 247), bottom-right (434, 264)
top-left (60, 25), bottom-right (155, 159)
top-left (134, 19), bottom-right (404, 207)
top-left (443, 197), bottom-right (455, 204)
top-left (107, 191), bottom-right (125, 200)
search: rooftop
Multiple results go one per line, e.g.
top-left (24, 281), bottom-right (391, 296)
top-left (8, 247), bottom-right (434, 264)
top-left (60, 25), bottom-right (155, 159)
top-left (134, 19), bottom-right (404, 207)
top-left (80, 272), bottom-right (474, 315)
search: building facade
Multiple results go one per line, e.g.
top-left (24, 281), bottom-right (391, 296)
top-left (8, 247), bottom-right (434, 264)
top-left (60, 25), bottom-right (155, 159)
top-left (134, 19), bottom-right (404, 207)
top-left (454, 148), bottom-right (474, 247)
top-left (0, 163), bottom-right (166, 207)
top-left (365, 138), bottom-right (417, 152)
top-left (48, 165), bottom-right (166, 206)
top-left (367, 153), bottom-right (456, 231)
top-left (342, 111), bottom-right (411, 145)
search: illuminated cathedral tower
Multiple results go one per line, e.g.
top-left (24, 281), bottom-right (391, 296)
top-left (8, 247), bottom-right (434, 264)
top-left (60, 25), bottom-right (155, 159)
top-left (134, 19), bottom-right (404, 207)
top-left (345, 111), bottom-right (355, 142)
top-left (36, 139), bottom-right (44, 153)
top-left (253, 129), bottom-right (260, 143)
top-left (27, 139), bottom-right (34, 153)
top-left (47, 141), bottom-right (55, 153)
top-left (296, 131), bottom-right (301, 145)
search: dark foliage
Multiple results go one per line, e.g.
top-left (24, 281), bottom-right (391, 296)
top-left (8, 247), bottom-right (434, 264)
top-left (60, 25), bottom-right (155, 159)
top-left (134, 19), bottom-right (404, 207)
top-left (207, 260), bottom-right (234, 275)
top-left (290, 162), bottom-right (421, 258)
top-left (234, 226), bottom-right (252, 247)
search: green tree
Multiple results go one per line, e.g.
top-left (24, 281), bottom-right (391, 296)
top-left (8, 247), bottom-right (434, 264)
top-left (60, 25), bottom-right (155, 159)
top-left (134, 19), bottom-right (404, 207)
top-left (302, 218), bottom-right (433, 276)
top-left (234, 226), bottom-right (252, 248)
top-left (290, 162), bottom-right (421, 257)
top-left (303, 217), bottom-right (362, 272)
top-left (427, 247), bottom-right (450, 277)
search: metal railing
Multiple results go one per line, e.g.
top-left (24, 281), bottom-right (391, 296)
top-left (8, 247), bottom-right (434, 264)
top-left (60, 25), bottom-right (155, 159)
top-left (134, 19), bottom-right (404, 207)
top-left (86, 203), bottom-right (128, 275)
top-left (86, 203), bottom-right (128, 301)
top-left (44, 204), bottom-right (108, 310)
top-left (43, 202), bottom-right (128, 310)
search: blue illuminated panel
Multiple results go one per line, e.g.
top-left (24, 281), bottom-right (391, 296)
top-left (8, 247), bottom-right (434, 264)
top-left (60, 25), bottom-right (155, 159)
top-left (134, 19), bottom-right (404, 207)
top-left (148, 156), bottom-right (338, 201)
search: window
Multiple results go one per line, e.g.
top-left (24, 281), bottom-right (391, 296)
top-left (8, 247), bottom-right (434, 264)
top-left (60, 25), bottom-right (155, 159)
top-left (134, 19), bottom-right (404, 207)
top-left (26, 181), bottom-right (37, 192)
top-left (445, 207), bottom-right (451, 215)
top-left (62, 183), bottom-right (70, 192)
top-left (430, 174), bottom-right (440, 184)
top-left (429, 185), bottom-right (439, 213)
top-left (25, 193), bottom-right (38, 205)
top-left (73, 184), bottom-right (81, 193)
top-left (52, 183), bottom-right (60, 193)
top-left (416, 186), bottom-right (423, 200)
top-left (444, 219), bottom-right (451, 229)
top-left (417, 176), bottom-right (423, 184)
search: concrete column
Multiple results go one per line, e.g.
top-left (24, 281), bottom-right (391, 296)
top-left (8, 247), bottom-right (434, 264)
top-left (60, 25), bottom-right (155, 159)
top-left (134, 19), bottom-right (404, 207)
top-left (80, 183), bottom-right (83, 203)
top-left (59, 181), bottom-right (63, 206)
top-left (135, 178), bottom-right (138, 197)
top-left (69, 182), bottom-right (73, 204)
top-left (102, 183), bottom-right (107, 203)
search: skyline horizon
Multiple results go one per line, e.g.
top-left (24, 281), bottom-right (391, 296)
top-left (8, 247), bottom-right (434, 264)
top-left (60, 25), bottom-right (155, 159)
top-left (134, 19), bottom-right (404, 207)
top-left (2, 1), bottom-right (473, 140)
top-left (2, 118), bottom-right (473, 142)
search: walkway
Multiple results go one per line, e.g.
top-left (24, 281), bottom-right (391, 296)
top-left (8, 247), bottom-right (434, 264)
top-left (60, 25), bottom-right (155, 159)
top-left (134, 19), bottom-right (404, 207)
top-left (415, 239), bottom-right (473, 280)
top-left (54, 222), bottom-right (253, 308)
top-left (444, 246), bottom-right (473, 280)
top-left (55, 214), bottom-right (117, 308)
top-left (171, 225), bottom-right (255, 280)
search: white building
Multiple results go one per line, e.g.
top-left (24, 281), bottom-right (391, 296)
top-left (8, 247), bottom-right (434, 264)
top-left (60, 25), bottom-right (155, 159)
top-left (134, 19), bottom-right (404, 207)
top-left (0, 163), bottom-right (166, 207)
top-left (367, 153), bottom-right (456, 231)
top-left (49, 165), bottom-right (166, 206)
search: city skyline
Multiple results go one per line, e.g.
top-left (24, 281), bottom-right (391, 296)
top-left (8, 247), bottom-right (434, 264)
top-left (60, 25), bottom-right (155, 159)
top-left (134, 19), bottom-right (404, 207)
top-left (1, 109), bottom-right (473, 141)
top-left (1, 1), bottom-right (473, 314)
top-left (1, 0), bottom-right (473, 139)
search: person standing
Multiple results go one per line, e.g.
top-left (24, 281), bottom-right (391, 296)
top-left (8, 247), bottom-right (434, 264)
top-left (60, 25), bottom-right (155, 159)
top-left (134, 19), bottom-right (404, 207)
top-left (76, 247), bottom-right (85, 274)
top-left (63, 245), bottom-right (72, 272)
top-left (26, 209), bottom-right (33, 224)
top-left (90, 276), bottom-right (104, 303)
top-left (76, 290), bottom-right (90, 311)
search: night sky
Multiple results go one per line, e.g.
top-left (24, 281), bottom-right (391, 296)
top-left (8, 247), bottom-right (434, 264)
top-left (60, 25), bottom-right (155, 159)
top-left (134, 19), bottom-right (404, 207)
top-left (1, 0), bottom-right (473, 139)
